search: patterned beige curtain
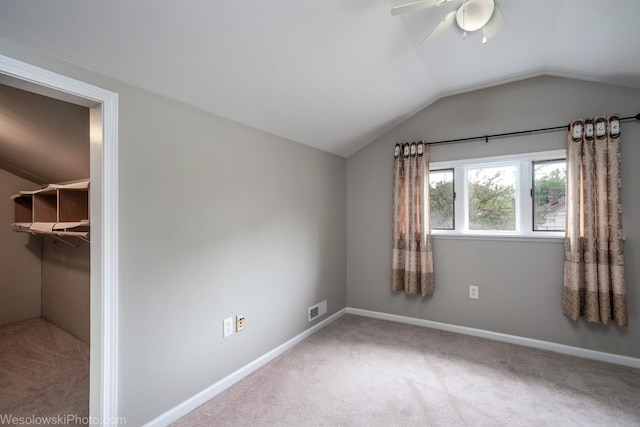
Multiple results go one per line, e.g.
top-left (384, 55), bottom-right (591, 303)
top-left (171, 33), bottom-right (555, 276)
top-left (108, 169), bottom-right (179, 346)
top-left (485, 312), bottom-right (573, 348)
top-left (392, 141), bottom-right (434, 297)
top-left (563, 117), bottom-right (628, 326)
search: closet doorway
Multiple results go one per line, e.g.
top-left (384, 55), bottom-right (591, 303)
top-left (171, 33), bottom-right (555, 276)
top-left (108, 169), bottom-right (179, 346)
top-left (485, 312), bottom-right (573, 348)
top-left (0, 82), bottom-right (91, 422)
top-left (0, 55), bottom-right (118, 424)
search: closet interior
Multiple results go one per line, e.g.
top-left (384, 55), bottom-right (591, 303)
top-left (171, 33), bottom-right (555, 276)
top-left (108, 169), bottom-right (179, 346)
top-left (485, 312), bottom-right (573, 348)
top-left (0, 83), bottom-right (91, 420)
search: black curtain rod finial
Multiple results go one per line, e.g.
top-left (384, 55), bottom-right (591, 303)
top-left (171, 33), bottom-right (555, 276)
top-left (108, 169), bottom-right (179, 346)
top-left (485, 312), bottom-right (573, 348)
top-left (635, 113), bottom-right (640, 121)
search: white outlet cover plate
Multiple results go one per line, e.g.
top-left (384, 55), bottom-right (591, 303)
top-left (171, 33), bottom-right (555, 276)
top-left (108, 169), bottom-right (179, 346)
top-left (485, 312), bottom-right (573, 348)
top-left (223, 317), bottom-right (234, 338)
top-left (469, 286), bottom-right (479, 299)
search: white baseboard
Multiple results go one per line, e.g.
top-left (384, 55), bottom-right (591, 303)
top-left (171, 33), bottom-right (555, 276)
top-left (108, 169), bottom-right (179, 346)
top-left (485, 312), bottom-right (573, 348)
top-left (346, 307), bottom-right (640, 369)
top-left (144, 308), bottom-right (346, 427)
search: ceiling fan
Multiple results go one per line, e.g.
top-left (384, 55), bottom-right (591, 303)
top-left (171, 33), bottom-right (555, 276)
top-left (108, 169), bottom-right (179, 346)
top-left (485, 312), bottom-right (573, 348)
top-left (391, 0), bottom-right (507, 46)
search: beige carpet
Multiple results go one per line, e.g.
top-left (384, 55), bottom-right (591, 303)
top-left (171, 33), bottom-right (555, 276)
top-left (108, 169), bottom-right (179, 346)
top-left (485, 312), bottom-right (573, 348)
top-left (174, 314), bottom-right (640, 427)
top-left (0, 318), bottom-right (89, 427)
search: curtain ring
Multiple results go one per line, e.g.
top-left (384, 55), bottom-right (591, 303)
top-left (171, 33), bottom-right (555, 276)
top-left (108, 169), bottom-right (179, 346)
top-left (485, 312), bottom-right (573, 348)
top-left (584, 119), bottom-right (594, 140)
top-left (609, 116), bottom-right (620, 137)
top-left (595, 118), bottom-right (606, 139)
top-left (571, 121), bottom-right (583, 142)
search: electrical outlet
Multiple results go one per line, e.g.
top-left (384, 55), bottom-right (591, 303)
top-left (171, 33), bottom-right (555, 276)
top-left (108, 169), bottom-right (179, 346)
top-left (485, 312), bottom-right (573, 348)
top-left (469, 285), bottom-right (479, 300)
top-left (223, 317), bottom-right (234, 338)
top-left (236, 314), bottom-right (245, 332)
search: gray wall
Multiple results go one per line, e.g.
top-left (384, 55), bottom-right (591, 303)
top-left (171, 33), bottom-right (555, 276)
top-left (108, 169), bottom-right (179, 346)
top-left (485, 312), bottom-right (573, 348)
top-left (117, 90), bottom-right (347, 424)
top-left (42, 238), bottom-right (90, 343)
top-left (347, 76), bottom-right (640, 359)
top-left (0, 167), bottom-right (41, 325)
top-left (0, 38), bottom-right (347, 426)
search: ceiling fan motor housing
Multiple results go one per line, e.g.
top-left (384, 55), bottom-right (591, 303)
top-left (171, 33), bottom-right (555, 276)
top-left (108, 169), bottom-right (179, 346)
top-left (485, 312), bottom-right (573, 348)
top-left (456, 0), bottom-right (495, 32)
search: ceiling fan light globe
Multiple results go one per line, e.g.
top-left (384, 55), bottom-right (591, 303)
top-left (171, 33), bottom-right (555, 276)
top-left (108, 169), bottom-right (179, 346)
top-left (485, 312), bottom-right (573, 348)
top-left (456, 0), bottom-right (495, 32)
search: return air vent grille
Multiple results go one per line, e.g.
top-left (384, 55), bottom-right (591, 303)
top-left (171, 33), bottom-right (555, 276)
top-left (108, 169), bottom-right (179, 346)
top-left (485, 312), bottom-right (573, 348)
top-left (308, 300), bottom-right (327, 322)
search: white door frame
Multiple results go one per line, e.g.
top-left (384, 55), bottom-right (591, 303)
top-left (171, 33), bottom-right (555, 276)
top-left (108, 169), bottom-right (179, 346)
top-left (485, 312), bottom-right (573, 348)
top-left (0, 54), bottom-right (119, 425)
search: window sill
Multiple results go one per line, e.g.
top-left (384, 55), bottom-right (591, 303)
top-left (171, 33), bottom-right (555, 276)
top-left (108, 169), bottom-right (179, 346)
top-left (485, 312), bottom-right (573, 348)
top-left (431, 233), bottom-right (564, 243)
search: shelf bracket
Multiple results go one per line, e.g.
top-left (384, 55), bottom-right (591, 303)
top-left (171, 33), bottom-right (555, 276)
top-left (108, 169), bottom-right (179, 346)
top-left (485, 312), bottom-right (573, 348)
top-left (47, 234), bottom-right (80, 249)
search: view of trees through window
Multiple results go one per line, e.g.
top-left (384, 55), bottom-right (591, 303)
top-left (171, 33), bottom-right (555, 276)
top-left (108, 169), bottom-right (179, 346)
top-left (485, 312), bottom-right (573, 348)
top-left (533, 160), bottom-right (566, 231)
top-left (467, 165), bottom-right (517, 231)
top-left (429, 169), bottom-right (454, 229)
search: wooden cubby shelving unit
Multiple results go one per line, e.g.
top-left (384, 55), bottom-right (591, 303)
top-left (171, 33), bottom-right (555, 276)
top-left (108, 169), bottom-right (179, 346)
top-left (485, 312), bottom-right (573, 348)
top-left (11, 179), bottom-right (90, 247)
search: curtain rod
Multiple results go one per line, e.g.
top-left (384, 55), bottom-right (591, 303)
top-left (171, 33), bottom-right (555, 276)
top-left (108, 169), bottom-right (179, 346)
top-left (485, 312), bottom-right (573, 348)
top-left (426, 113), bottom-right (640, 146)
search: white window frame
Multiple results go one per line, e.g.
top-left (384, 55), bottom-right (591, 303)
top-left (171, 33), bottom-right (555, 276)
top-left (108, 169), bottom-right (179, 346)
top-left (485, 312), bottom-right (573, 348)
top-left (430, 150), bottom-right (566, 239)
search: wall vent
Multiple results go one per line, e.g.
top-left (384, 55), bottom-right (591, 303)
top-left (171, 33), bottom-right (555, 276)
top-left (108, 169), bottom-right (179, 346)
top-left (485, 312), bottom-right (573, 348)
top-left (308, 300), bottom-right (327, 322)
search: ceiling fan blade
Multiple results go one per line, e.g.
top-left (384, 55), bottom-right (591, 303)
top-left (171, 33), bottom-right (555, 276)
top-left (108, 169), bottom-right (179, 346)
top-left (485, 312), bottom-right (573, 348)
top-left (391, 0), bottom-right (453, 16)
top-left (484, 4), bottom-right (507, 39)
top-left (420, 10), bottom-right (457, 45)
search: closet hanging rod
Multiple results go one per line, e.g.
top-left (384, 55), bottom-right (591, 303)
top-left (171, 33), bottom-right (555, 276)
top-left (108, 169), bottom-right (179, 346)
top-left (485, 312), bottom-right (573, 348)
top-left (47, 234), bottom-right (80, 249)
top-left (426, 113), bottom-right (640, 146)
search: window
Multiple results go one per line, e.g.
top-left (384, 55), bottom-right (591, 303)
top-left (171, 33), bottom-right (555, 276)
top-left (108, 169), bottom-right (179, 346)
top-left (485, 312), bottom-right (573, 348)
top-left (429, 150), bottom-right (565, 238)
top-left (532, 159), bottom-right (566, 231)
top-left (467, 164), bottom-right (517, 231)
top-left (429, 169), bottom-right (454, 230)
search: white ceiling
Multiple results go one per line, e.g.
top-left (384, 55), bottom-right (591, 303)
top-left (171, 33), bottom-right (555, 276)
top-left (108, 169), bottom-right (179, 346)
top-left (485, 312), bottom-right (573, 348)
top-left (0, 0), bottom-right (639, 157)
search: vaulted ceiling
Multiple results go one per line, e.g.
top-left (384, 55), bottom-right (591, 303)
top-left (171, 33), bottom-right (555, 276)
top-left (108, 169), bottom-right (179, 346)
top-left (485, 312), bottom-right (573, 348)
top-left (0, 0), bottom-right (639, 158)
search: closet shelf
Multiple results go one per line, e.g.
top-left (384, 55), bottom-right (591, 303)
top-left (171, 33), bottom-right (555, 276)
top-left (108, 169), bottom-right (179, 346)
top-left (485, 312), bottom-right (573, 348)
top-left (10, 179), bottom-right (90, 244)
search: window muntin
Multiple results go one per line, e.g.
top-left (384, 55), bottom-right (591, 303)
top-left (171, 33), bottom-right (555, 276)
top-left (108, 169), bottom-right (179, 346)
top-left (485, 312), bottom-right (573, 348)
top-left (532, 159), bottom-right (566, 232)
top-left (429, 168), bottom-right (454, 230)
